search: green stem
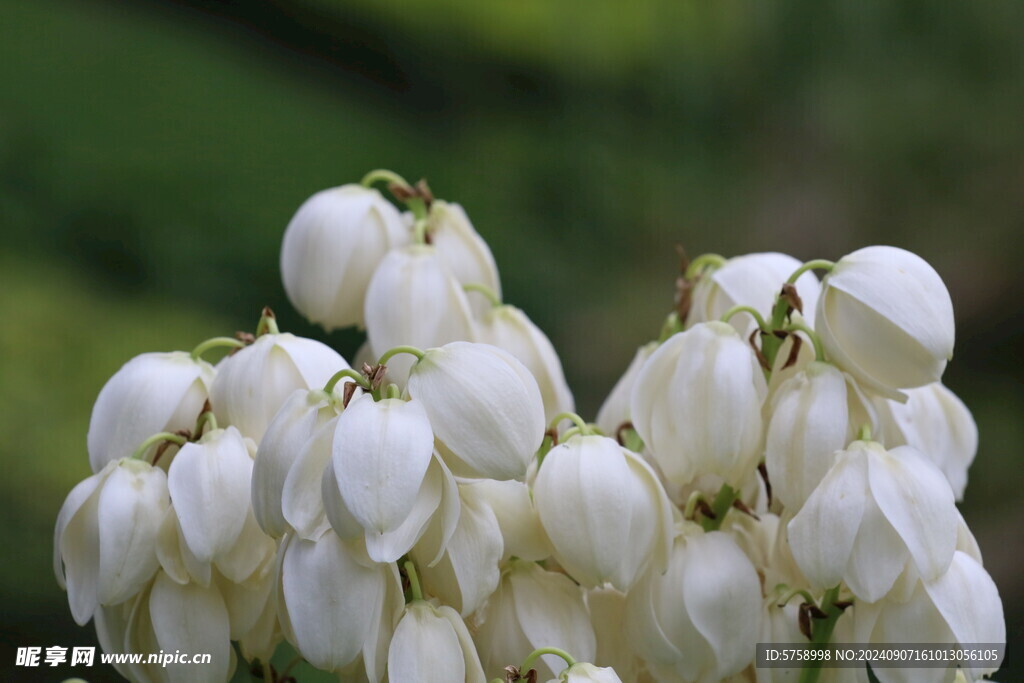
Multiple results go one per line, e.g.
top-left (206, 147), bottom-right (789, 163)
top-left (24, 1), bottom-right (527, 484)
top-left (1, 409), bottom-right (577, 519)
top-left (324, 368), bottom-right (371, 395)
top-left (193, 411), bottom-right (218, 437)
top-left (777, 588), bottom-right (817, 608)
top-left (130, 432), bottom-right (188, 462)
top-left (683, 490), bottom-right (707, 521)
top-left (658, 312), bottom-right (683, 341)
top-left (377, 345), bottom-right (426, 366)
top-left (798, 586), bottom-right (844, 683)
top-left (261, 660), bottom-right (273, 683)
top-left (404, 560), bottom-right (423, 602)
top-left (385, 384), bottom-right (401, 400)
top-left (720, 305), bottom-right (769, 332)
top-left (520, 647), bottom-right (577, 676)
top-left (548, 412), bottom-right (589, 435)
top-left (700, 483), bottom-right (738, 532)
top-left (462, 283), bottom-right (502, 307)
top-left (857, 424), bottom-right (872, 442)
top-left (784, 322), bottom-right (825, 361)
top-left (684, 253), bottom-right (726, 280)
top-left (361, 168), bottom-right (412, 190)
top-left (190, 336), bottom-right (245, 360)
top-left (256, 312), bottom-right (279, 336)
top-left (786, 259), bottom-right (835, 285)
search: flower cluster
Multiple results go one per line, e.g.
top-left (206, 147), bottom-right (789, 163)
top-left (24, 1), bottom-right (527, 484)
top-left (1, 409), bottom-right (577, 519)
top-left (55, 170), bottom-right (1004, 683)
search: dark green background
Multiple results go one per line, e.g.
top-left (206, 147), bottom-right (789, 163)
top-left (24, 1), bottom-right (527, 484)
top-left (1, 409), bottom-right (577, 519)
top-left (2, 0), bottom-right (1021, 680)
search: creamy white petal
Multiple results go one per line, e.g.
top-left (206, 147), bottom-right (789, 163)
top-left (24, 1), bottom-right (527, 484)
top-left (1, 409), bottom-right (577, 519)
top-left (54, 463), bottom-right (111, 590)
top-left (470, 479), bottom-right (549, 562)
top-left (596, 342), bottom-right (657, 437)
top-left (427, 200), bottom-right (501, 319)
top-left (388, 602), bottom-right (483, 683)
top-left (321, 456), bottom-right (364, 540)
top-left (149, 571), bottom-right (232, 683)
top-left (843, 495), bottom-right (910, 602)
top-left (363, 453), bottom-right (447, 564)
top-left (281, 417), bottom-right (337, 540)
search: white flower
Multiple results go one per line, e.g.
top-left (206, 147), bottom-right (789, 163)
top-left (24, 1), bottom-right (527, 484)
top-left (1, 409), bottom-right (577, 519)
top-left (815, 245), bottom-right (955, 398)
top-left (424, 200), bottom-right (501, 318)
top-left (364, 244), bottom-right (476, 384)
top-left (546, 662), bottom-right (623, 683)
top-left (251, 388), bottom-right (341, 538)
top-left (277, 530), bottom-right (403, 680)
top-left (280, 184), bottom-right (409, 330)
top-left (625, 525), bottom-right (762, 682)
top-left (469, 479), bottom-right (550, 562)
top-left (476, 304), bottom-right (574, 423)
top-left (586, 587), bottom-right (641, 682)
top-left (533, 435), bottom-right (673, 591)
top-left (788, 440), bottom-right (959, 602)
top-left (209, 332), bottom-right (347, 442)
top-left (765, 361), bottom-right (877, 511)
top-left (875, 382), bottom-right (977, 500)
top-left (387, 601), bottom-right (485, 683)
top-left (54, 458), bottom-right (169, 624)
top-left (855, 551), bottom-right (1005, 683)
top-left (686, 252), bottom-right (822, 335)
top-left (595, 342), bottom-right (657, 437)
top-left (87, 352), bottom-right (215, 472)
top-left (474, 560), bottom-right (596, 681)
top-left (167, 427), bottom-right (253, 566)
top-left (754, 594), bottom-right (805, 683)
top-left (407, 341), bottom-right (545, 480)
top-left (630, 321), bottom-right (766, 488)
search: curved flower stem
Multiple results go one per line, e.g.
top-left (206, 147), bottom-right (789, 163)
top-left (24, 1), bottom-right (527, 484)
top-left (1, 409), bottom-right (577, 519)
top-left (700, 483), bottom-right (738, 532)
top-left (786, 259), bottom-right (835, 285)
top-left (190, 336), bottom-right (245, 360)
top-left (377, 345), bottom-right (426, 367)
top-left (255, 308), bottom-right (279, 336)
top-left (684, 253), bottom-right (726, 280)
top-left (130, 432), bottom-right (188, 462)
top-left (658, 312), bottom-right (683, 342)
top-left (361, 168), bottom-right (412, 191)
top-left (798, 585), bottom-right (844, 683)
top-left (784, 322), bottom-right (825, 361)
top-left (721, 305), bottom-right (769, 332)
top-left (324, 368), bottom-right (371, 395)
top-left (520, 647), bottom-right (577, 676)
top-left (385, 384), bottom-right (401, 400)
top-left (193, 411), bottom-right (218, 438)
top-left (857, 424), bottom-right (873, 442)
top-left (404, 560), bottom-right (423, 602)
top-left (683, 490), bottom-right (708, 521)
top-left (463, 283), bottom-right (502, 308)
top-left (777, 588), bottom-right (817, 608)
top-left (548, 412), bottom-right (589, 436)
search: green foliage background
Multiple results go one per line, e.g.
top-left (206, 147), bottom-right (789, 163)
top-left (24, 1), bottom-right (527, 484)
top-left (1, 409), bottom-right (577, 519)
top-left (1, 0), bottom-right (1022, 679)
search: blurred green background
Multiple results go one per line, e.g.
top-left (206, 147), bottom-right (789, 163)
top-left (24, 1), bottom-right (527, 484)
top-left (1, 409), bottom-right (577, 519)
top-left (2, 0), bottom-right (1022, 680)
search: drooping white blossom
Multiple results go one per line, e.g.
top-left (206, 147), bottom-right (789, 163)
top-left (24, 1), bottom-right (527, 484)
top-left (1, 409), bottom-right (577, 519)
top-left (423, 200), bottom-right (501, 318)
top-left (387, 601), bottom-right (485, 683)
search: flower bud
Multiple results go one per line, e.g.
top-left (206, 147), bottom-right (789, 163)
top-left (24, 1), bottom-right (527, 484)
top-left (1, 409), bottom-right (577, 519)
top-left (364, 245), bottom-right (477, 383)
top-left (788, 441), bottom-right (958, 602)
top-left (280, 185), bottom-right (409, 330)
top-left (534, 435), bottom-right (672, 591)
top-left (595, 342), bottom-right (657, 437)
top-left (424, 200), bottom-right (501, 318)
top-left (87, 352), bottom-right (215, 472)
top-left (624, 526), bottom-right (762, 682)
top-left (55, 459), bottom-right (169, 625)
top-left (547, 662), bottom-right (623, 683)
top-left (476, 304), bottom-right (574, 423)
top-left (687, 252), bottom-right (822, 335)
top-left (387, 601), bottom-right (485, 683)
top-left (815, 246), bottom-right (955, 397)
top-left (474, 561), bottom-right (596, 681)
top-left (765, 362), bottom-right (877, 511)
top-left (630, 322), bottom-right (766, 488)
top-left (875, 382), bottom-right (977, 500)
top-left (407, 341), bottom-right (545, 480)
top-left (210, 332), bottom-right (347, 442)
top-left (252, 389), bottom-right (340, 538)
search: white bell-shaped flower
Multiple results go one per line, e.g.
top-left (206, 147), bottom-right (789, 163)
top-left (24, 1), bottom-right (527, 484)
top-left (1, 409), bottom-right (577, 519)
top-left (533, 435), bottom-right (672, 591)
top-left (788, 440), bottom-right (959, 602)
top-left (55, 458), bottom-right (170, 625)
top-left (855, 551), bottom-right (1005, 683)
top-left (476, 303), bottom-right (574, 423)
top-left (546, 662), bottom-right (623, 683)
top-left (630, 321), bottom-right (766, 488)
top-left (252, 388), bottom-right (341, 538)
top-left (87, 352), bottom-right (215, 472)
top-left (280, 184), bottom-right (409, 330)
top-left (277, 529), bottom-right (403, 680)
top-left (595, 342), bottom-right (657, 437)
top-left (411, 480), bottom-right (504, 617)
top-left (387, 601), bottom-right (485, 683)
top-left (407, 341), bottom-right (545, 480)
top-left (815, 245), bottom-right (955, 398)
top-left (209, 332), bottom-right (347, 442)
top-left (473, 560), bottom-right (596, 681)
top-left (469, 479), bottom-right (550, 562)
top-left (686, 252), bottom-right (822, 335)
top-left (364, 244), bottom-right (476, 383)
top-left (875, 382), bottom-right (977, 500)
top-left (329, 395), bottom-right (459, 563)
top-left (765, 361), bottom-right (877, 512)
top-left (424, 200), bottom-right (501, 318)
top-left (167, 427), bottom-right (253, 567)
top-left (624, 525), bottom-right (762, 682)
top-left (754, 595), bottom-right (805, 683)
